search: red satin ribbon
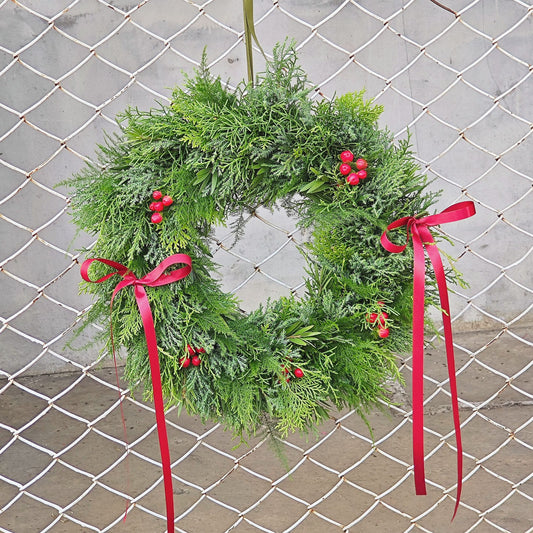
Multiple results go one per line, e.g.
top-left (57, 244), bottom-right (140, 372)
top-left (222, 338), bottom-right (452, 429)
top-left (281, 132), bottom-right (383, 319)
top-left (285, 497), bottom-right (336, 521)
top-left (81, 254), bottom-right (192, 533)
top-left (380, 201), bottom-right (475, 518)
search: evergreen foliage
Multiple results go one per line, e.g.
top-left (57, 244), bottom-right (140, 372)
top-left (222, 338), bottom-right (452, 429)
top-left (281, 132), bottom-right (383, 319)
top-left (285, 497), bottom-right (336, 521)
top-left (67, 42), bottom-right (446, 440)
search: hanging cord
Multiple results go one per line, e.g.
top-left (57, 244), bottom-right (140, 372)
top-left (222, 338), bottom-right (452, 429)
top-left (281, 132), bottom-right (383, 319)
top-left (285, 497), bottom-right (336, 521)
top-left (242, 0), bottom-right (265, 85)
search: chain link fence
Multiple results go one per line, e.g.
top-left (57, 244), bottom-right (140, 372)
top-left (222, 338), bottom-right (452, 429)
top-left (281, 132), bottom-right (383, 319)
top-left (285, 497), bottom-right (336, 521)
top-left (1, 1), bottom-right (532, 531)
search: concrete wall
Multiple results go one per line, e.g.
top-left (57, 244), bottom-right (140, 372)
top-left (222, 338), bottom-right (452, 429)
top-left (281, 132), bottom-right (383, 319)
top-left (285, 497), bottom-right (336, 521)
top-left (1, 0), bottom-right (531, 374)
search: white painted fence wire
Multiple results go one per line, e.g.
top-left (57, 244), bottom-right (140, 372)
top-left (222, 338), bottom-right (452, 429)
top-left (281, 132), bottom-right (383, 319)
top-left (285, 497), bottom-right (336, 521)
top-left (1, 1), bottom-right (532, 532)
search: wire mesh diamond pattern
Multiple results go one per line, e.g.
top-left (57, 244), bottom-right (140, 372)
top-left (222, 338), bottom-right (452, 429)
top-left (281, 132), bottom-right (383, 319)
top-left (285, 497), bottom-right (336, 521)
top-left (0, 1), bottom-right (532, 532)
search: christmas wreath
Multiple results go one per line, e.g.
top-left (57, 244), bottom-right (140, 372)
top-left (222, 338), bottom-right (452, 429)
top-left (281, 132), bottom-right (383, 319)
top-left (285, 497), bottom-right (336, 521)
top-left (68, 43), bottom-right (451, 440)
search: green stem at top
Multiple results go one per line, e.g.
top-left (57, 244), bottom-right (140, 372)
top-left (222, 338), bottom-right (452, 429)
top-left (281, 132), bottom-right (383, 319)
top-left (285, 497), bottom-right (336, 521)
top-left (243, 0), bottom-right (265, 85)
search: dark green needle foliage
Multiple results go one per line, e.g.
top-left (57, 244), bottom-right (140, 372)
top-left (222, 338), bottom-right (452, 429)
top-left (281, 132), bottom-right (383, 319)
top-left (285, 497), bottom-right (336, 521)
top-left (67, 42), bottom-right (446, 441)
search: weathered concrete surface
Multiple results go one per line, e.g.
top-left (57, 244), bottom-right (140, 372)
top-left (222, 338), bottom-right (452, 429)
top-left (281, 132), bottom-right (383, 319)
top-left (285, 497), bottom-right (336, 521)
top-left (1, 329), bottom-right (531, 532)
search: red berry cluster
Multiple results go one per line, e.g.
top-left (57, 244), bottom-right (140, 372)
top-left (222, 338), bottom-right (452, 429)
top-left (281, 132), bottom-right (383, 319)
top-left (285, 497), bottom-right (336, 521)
top-left (180, 345), bottom-right (205, 368)
top-left (367, 301), bottom-right (390, 338)
top-left (149, 190), bottom-right (173, 224)
top-left (339, 150), bottom-right (368, 186)
top-left (281, 364), bottom-right (304, 382)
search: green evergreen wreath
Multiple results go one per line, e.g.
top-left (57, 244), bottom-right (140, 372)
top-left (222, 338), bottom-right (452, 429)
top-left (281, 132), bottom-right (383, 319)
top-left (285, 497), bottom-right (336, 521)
top-left (68, 43), bottom-right (447, 440)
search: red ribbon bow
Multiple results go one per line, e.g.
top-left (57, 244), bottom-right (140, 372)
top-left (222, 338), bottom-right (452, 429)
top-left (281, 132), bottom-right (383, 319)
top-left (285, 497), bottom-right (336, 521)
top-left (381, 201), bottom-right (475, 518)
top-left (81, 254), bottom-right (192, 533)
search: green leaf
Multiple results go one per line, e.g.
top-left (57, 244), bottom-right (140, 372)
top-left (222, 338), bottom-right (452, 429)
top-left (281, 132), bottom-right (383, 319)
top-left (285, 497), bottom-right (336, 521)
top-left (210, 172), bottom-right (218, 195)
top-left (194, 168), bottom-right (211, 185)
top-left (300, 179), bottom-right (330, 194)
top-left (288, 337), bottom-right (307, 346)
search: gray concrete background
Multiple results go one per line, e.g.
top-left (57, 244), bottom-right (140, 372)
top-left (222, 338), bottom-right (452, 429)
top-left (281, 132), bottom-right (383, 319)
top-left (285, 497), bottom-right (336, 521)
top-left (1, 3), bottom-right (532, 532)
top-left (0, 0), bottom-right (532, 374)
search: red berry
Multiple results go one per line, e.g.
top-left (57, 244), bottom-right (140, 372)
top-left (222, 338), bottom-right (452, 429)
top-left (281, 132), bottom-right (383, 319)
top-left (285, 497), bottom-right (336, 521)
top-left (347, 173), bottom-right (359, 185)
top-left (355, 158), bottom-right (368, 170)
top-left (377, 312), bottom-right (389, 326)
top-left (151, 212), bottom-right (163, 224)
top-left (340, 150), bottom-right (354, 163)
top-left (153, 190), bottom-right (162, 200)
top-left (162, 195), bottom-right (173, 207)
top-left (339, 163), bottom-right (352, 176)
top-left (367, 312), bottom-right (378, 323)
top-left (377, 301), bottom-right (385, 307)
top-left (186, 344), bottom-right (195, 356)
top-left (378, 327), bottom-right (390, 338)
top-left (294, 368), bottom-right (304, 378)
top-left (191, 355), bottom-right (201, 366)
top-left (196, 347), bottom-right (206, 354)
top-left (149, 202), bottom-right (157, 211)
top-left (281, 365), bottom-right (290, 375)
top-left (153, 201), bottom-right (164, 212)
top-left (180, 357), bottom-right (190, 368)
top-left (357, 170), bottom-right (367, 180)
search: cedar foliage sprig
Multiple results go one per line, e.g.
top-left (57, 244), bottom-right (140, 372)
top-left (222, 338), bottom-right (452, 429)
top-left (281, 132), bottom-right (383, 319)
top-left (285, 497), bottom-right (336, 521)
top-left (66, 41), bottom-right (449, 440)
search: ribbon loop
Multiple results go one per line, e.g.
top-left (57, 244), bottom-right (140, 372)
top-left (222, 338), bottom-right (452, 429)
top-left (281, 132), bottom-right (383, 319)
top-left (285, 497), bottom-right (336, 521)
top-left (381, 201), bottom-right (475, 518)
top-left (81, 253), bottom-right (192, 533)
top-left (139, 253), bottom-right (192, 287)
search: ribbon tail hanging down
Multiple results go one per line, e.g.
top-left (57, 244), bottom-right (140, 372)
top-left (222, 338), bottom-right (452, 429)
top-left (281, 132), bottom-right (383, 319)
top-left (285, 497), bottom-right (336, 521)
top-left (411, 222), bottom-right (428, 496)
top-left (418, 225), bottom-right (464, 518)
top-left (134, 283), bottom-right (175, 533)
